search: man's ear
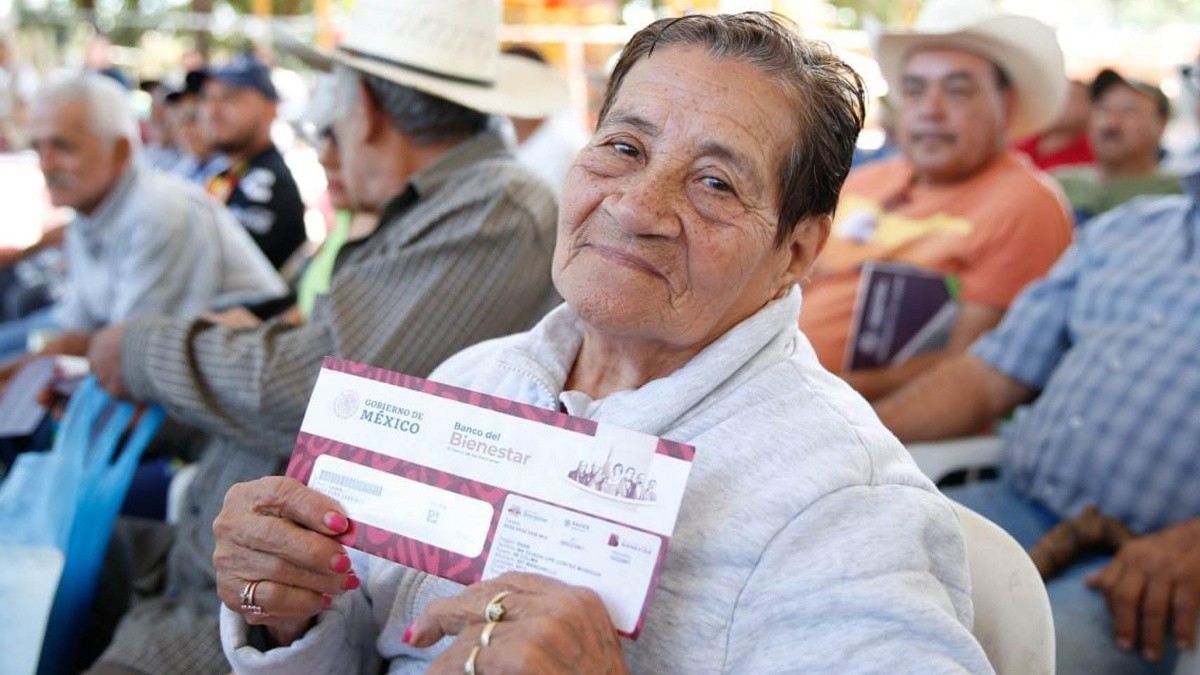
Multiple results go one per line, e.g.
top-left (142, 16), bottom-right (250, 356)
top-left (357, 79), bottom-right (388, 142)
top-left (779, 214), bottom-right (831, 289)
top-left (1001, 86), bottom-right (1018, 133)
top-left (111, 136), bottom-right (132, 172)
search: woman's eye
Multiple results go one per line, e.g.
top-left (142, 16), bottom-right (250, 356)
top-left (702, 176), bottom-right (734, 193)
top-left (611, 142), bottom-right (639, 158)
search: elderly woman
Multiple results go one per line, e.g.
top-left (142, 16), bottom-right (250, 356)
top-left (213, 14), bottom-right (990, 674)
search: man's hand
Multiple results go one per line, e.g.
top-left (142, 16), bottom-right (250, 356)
top-left (204, 306), bottom-right (264, 330)
top-left (88, 323), bottom-right (131, 399)
top-left (1086, 518), bottom-right (1200, 661)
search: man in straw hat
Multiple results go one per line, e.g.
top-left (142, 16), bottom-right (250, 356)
top-left (82, 1), bottom-right (566, 671)
top-left (799, 0), bottom-right (1073, 400)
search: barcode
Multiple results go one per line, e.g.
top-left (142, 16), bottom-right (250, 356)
top-left (317, 469), bottom-right (383, 497)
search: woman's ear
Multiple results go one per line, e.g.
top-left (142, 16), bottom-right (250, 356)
top-left (778, 214), bottom-right (831, 289)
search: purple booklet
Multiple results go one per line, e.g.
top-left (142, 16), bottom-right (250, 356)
top-left (844, 262), bottom-right (958, 371)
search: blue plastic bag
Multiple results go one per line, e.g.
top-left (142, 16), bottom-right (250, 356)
top-left (0, 377), bottom-right (164, 675)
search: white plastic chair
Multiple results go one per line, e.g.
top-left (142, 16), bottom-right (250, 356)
top-left (907, 436), bottom-right (1003, 485)
top-left (954, 502), bottom-right (1055, 674)
top-left (924, 443), bottom-right (1200, 674)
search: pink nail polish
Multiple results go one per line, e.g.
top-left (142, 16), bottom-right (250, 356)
top-left (402, 622), bottom-right (415, 644)
top-left (324, 512), bottom-right (349, 533)
top-left (343, 573), bottom-right (361, 591)
top-left (322, 594), bottom-right (333, 608)
top-left (1117, 638), bottom-right (1133, 651)
top-left (331, 553), bottom-right (352, 574)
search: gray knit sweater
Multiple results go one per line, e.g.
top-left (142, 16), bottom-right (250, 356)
top-left (222, 289), bottom-right (992, 674)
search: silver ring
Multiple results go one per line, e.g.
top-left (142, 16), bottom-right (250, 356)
top-left (464, 644), bottom-right (482, 675)
top-left (483, 590), bottom-right (511, 623)
top-left (480, 620), bottom-right (499, 647)
top-left (239, 579), bottom-right (266, 617)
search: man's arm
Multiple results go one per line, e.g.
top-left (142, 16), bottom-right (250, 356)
top-left (108, 210), bottom-right (222, 323)
top-left (874, 354), bottom-right (1033, 443)
top-left (876, 209), bottom-right (1094, 443)
top-left (93, 190), bottom-right (556, 458)
top-left (844, 302), bottom-right (1005, 401)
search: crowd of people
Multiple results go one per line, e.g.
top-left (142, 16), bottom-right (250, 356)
top-left (0, 0), bottom-right (1196, 673)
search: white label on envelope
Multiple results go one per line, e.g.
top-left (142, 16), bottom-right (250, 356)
top-left (482, 494), bottom-right (660, 635)
top-left (309, 454), bottom-right (494, 558)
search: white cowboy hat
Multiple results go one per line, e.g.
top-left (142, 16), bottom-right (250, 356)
top-left (277, 0), bottom-right (567, 119)
top-left (874, 0), bottom-right (1067, 139)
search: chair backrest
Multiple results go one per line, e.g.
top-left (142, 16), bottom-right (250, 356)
top-left (954, 502), bottom-right (1055, 675)
top-left (907, 436), bottom-right (1004, 485)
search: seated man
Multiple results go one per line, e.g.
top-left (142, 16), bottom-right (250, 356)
top-left (876, 166), bottom-right (1200, 673)
top-left (82, 6), bottom-right (568, 672)
top-left (211, 9), bottom-right (988, 674)
top-left (799, 1), bottom-right (1073, 400)
top-left (1013, 79), bottom-right (1094, 171)
top-left (1053, 69), bottom-right (1181, 225)
top-left (163, 69), bottom-right (228, 186)
top-left (0, 74), bottom-right (285, 371)
top-left (202, 54), bottom-right (308, 271)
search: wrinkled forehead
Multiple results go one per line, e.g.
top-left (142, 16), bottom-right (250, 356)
top-left (604, 47), bottom-right (793, 180)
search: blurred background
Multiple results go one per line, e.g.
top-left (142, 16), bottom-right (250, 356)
top-left (1, 0), bottom-right (1198, 248)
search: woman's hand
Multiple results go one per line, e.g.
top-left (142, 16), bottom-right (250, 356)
top-left (213, 476), bottom-right (360, 647)
top-left (409, 572), bottom-right (629, 675)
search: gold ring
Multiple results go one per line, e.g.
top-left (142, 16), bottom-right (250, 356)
top-left (464, 644), bottom-right (482, 675)
top-left (480, 620), bottom-right (499, 647)
top-left (483, 590), bottom-right (511, 623)
top-left (239, 580), bottom-right (266, 616)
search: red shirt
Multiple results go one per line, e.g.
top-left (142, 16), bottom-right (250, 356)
top-left (1013, 133), bottom-right (1094, 172)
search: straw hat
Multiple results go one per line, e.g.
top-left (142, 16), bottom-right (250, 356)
top-left (278, 0), bottom-right (567, 119)
top-left (874, 0), bottom-right (1067, 139)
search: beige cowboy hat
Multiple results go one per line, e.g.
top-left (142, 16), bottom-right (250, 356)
top-left (277, 0), bottom-right (567, 119)
top-left (874, 0), bottom-right (1067, 139)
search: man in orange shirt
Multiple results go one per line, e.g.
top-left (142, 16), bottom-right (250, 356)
top-left (801, 0), bottom-right (1073, 400)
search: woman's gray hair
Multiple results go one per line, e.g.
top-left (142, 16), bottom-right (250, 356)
top-left (34, 74), bottom-right (141, 153)
top-left (600, 13), bottom-right (866, 246)
top-left (332, 65), bottom-right (489, 145)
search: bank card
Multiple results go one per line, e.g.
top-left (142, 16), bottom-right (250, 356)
top-left (286, 357), bottom-right (696, 638)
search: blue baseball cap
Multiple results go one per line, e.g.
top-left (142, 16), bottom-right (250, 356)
top-left (209, 53), bottom-right (278, 102)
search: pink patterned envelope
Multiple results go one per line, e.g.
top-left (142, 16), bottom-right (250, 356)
top-left (287, 357), bottom-right (696, 638)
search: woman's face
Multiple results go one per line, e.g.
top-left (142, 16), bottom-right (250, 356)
top-left (317, 129), bottom-right (349, 211)
top-left (554, 45), bottom-right (818, 353)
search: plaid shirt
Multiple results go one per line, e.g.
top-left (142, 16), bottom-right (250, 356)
top-left (972, 167), bottom-right (1200, 535)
